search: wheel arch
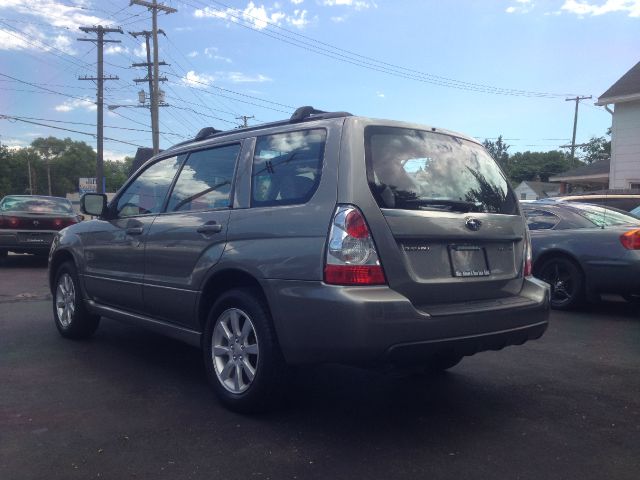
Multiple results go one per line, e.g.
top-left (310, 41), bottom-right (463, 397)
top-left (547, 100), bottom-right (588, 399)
top-left (49, 249), bottom-right (77, 294)
top-left (196, 268), bottom-right (271, 331)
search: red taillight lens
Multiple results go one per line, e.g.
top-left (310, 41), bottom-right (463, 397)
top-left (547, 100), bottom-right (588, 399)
top-left (620, 229), bottom-right (640, 250)
top-left (324, 205), bottom-right (386, 286)
top-left (324, 265), bottom-right (386, 285)
top-left (8, 217), bottom-right (20, 228)
top-left (345, 210), bottom-right (369, 239)
top-left (524, 231), bottom-right (533, 277)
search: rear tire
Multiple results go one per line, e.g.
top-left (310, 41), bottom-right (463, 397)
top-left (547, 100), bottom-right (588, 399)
top-left (203, 288), bottom-right (288, 413)
top-left (52, 261), bottom-right (100, 339)
top-left (537, 256), bottom-right (584, 310)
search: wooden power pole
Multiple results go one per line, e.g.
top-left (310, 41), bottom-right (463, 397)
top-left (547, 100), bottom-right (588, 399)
top-left (565, 95), bottom-right (592, 162)
top-left (130, 30), bottom-right (168, 154)
top-left (130, 0), bottom-right (177, 155)
top-left (78, 26), bottom-right (123, 194)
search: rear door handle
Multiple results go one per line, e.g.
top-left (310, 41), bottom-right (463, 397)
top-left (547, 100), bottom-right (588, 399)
top-left (126, 227), bottom-right (144, 235)
top-left (197, 222), bottom-right (223, 235)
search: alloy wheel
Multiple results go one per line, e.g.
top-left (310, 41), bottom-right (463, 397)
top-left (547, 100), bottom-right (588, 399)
top-left (55, 273), bottom-right (76, 327)
top-left (211, 308), bottom-right (259, 394)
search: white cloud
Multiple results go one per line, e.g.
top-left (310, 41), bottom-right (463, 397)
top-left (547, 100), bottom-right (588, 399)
top-left (133, 42), bottom-right (147, 58)
top-left (105, 45), bottom-right (129, 55)
top-left (291, 0), bottom-right (304, 4)
top-left (331, 15), bottom-right (347, 22)
top-left (322, 0), bottom-right (376, 10)
top-left (194, 1), bottom-right (311, 30)
top-left (226, 72), bottom-right (272, 83)
top-left (54, 98), bottom-right (96, 113)
top-left (103, 150), bottom-right (128, 162)
top-left (376, 91), bottom-right (385, 98)
top-left (560, 0), bottom-right (640, 17)
top-left (202, 46), bottom-right (232, 62)
top-left (187, 50), bottom-right (199, 58)
top-left (182, 70), bottom-right (216, 88)
top-left (505, 0), bottom-right (535, 14)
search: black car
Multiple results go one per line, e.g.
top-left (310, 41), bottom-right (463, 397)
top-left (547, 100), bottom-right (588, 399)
top-left (523, 201), bottom-right (640, 309)
top-left (0, 195), bottom-right (81, 260)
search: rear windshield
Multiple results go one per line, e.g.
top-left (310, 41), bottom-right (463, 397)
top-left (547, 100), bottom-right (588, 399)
top-left (569, 203), bottom-right (640, 228)
top-left (0, 196), bottom-right (73, 214)
top-left (365, 126), bottom-right (517, 214)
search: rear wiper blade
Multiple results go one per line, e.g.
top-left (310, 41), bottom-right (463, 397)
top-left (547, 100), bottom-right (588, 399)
top-left (400, 199), bottom-right (481, 212)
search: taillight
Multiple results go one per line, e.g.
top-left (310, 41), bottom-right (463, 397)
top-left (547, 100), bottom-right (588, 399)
top-left (53, 218), bottom-right (78, 229)
top-left (620, 229), bottom-right (640, 250)
top-left (524, 231), bottom-right (533, 277)
top-left (7, 217), bottom-right (20, 228)
top-left (324, 205), bottom-right (386, 285)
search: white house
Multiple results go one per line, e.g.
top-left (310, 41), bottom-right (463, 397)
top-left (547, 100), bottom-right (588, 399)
top-left (596, 60), bottom-right (640, 190)
top-left (513, 181), bottom-right (560, 200)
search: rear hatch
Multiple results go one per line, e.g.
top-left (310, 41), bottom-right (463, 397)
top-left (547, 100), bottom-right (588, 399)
top-left (363, 125), bottom-right (526, 306)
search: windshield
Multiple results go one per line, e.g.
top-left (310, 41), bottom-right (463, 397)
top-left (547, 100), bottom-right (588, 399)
top-left (0, 196), bottom-right (74, 214)
top-left (570, 203), bottom-right (640, 227)
top-left (365, 126), bottom-right (517, 214)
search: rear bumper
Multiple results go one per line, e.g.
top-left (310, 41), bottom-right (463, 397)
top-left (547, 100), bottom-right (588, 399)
top-left (265, 277), bottom-right (550, 365)
top-left (0, 230), bottom-right (56, 253)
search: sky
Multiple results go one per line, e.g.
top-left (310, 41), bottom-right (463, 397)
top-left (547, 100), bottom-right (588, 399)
top-left (0, 0), bottom-right (638, 161)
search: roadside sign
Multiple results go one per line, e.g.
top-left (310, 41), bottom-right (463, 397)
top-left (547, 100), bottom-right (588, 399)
top-left (79, 177), bottom-right (106, 194)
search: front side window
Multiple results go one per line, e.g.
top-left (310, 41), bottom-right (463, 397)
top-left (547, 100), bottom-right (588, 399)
top-left (116, 155), bottom-right (182, 217)
top-left (251, 129), bottom-right (326, 207)
top-left (167, 144), bottom-right (240, 212)
top-left (365, 126), bottom-right (517, 214)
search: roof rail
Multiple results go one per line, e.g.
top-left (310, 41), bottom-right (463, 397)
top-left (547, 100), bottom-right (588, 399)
top-left (168, 106), bottom-right (352, 149)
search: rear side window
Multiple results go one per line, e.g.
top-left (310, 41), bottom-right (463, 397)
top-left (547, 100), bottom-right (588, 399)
top-left (365, 126), bottom-right (517, 214)
top-left (166, 144), bottom-right (240, 212)
top-left (251, 129), bottom-right (326, 207)
top-left (524, 209), bottom-right (561, 230)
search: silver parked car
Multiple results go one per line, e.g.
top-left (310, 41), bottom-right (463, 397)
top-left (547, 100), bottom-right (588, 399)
top-left (48, 107), bottom-right (550, 412)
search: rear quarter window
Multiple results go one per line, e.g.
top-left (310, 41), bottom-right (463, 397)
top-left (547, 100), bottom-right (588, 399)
top-left (251, 129), bottom-right (326, 207)
top-left (364, 126), bottom-right (517, 214)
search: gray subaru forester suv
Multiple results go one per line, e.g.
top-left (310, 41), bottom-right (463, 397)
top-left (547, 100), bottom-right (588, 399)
top-left (49, 107), bottom-right (550, 412)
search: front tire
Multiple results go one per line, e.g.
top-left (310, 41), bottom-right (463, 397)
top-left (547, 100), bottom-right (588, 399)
top-left (537, 256), bottom-right (584, 310)
top-left (53, 261), bottom-right (100, 339)
top-left (203, 288), bottom-right (288, 413)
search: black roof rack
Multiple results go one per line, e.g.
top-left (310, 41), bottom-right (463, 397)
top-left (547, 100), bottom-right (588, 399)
top-left (168, 106), bottom-right (352, 150)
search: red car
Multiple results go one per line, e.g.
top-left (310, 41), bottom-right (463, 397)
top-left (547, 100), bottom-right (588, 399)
top-left (0, 195), bottom-right (81, 260)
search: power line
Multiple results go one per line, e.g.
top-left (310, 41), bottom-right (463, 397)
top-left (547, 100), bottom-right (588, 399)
top-left (0, 114), bottom-right (144, 148)
top-left (190, 0), bottom-right (586, 99)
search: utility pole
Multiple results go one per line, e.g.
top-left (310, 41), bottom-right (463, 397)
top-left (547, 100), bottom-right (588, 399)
top-left (130, 0), bottom-right (177, 155)
top-left (236, 115), bottom-right (254, 128)
top-left (78, 25), bottom-right (123, 194)
top-left (130, 29), bottom-right (168, 154)
top-left (565, 95), bottom-right (592, 162)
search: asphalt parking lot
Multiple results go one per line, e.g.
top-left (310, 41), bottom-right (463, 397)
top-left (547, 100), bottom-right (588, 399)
top-left (1, 254), bottom-right (639, 480)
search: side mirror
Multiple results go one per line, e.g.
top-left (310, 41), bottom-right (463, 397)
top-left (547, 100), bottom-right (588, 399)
top-left (81, 193), bottom-right (107, 217)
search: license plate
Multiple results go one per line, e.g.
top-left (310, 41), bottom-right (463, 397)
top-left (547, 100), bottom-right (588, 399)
top-left (449, 245), bottom-right (490, 277)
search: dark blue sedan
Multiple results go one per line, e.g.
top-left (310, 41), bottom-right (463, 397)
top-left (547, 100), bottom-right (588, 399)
top-left (523, 201), bottom-right (640, 309)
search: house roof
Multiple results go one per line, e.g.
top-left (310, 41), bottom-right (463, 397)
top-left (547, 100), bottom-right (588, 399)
top-left (596, 60), bottom-right (640, 105)
top-left (548, 159), bottom-right (610, 183)
top-left (519, 181), bottom-right (560, 197)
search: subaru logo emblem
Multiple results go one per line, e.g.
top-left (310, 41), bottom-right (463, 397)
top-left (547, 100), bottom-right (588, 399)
top-left (33, 220), bottom-right (39, 227)
top-left (465, 218), bottom-right (481, 231)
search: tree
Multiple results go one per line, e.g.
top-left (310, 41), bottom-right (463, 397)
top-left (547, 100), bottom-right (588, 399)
top-left (578, 135), bottom-right (611, 164)
top-left (507, 150), bottom-right (579, 184)
top-left (104, 157), bottom-right (134, 192)
top-left (483, 135), bottom-right (510, 169)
